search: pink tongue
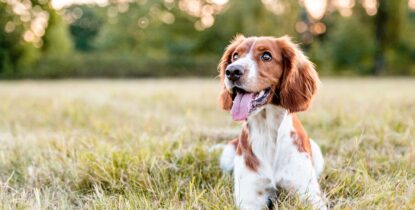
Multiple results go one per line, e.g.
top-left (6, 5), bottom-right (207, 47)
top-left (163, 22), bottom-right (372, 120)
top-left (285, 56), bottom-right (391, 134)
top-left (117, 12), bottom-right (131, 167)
top-left (231, 92), bottom-right (254, 121)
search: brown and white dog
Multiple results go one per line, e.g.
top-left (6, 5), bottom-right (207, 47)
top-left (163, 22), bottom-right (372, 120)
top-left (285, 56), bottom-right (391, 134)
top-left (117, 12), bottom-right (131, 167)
top-left (218, 35), bottom-right (326, 209)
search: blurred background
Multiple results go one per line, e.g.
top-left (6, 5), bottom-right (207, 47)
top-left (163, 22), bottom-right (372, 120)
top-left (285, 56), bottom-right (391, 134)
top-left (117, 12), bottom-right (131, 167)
top-left (1, 0), bottom-right (415, 78)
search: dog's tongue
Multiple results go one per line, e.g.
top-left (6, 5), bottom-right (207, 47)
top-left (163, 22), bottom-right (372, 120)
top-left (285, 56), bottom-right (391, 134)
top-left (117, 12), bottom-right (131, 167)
top-left (231, 92), bottom-right (254, 121)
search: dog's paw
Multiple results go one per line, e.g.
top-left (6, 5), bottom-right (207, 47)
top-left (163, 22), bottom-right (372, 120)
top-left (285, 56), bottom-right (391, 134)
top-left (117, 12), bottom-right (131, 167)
top-left (219, 143), bottom-right (236, 172)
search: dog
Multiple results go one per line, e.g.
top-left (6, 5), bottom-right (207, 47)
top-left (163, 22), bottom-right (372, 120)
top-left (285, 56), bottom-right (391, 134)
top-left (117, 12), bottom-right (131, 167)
top-left (218, 35), bottom-right (327, 209)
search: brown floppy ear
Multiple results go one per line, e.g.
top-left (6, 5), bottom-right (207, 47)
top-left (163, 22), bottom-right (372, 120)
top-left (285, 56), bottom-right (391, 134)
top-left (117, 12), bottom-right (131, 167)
top-left (218, 34), bottom-right (245, 110)
top-left (219, 87), bottom-right (233, 110)
top-left (276, 36), bottom-right (320, 113)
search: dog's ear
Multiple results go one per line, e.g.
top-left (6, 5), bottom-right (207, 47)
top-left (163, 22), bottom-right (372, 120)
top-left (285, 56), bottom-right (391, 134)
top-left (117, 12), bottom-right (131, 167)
top-left (218, 34), bottom-right (245, 111)
top-left (276, 36), bottom-right (320, 113)
top-left (219, 86), bottom-right (233, 110)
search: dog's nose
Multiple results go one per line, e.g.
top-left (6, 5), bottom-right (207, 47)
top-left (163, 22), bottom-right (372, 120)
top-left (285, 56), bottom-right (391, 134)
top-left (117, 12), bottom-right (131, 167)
top-left (225, 65), bottom-right (244, 82)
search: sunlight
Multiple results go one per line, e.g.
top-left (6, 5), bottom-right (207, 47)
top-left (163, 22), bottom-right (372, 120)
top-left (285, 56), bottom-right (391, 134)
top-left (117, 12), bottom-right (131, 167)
top-left (4, 0), bottom-right (49, 47)
top-left (4, 21), bottom-right (15, 33)
top-left (362, 0), bottom-right (377, 16)
top-left (304, 0), bottom-right (327, 20)
top-left (211, 0), bottom-right (228, 6)
top-left (51, 0), bottom-right (108, 9)
top-left (334, 0), bottom-right (355, 9)
top-left (311, 22), bottom-right (326, 34)
top-left (295, 21), bottom-right (308, 33)
top-left (262, 0), bottom-right (285, 15)
top-left (334, 0), bottom-right (355, 17)
top-left (409, 0), bottom-right (415, 10)
top-left (177, 0), bottom-right (227, 30)
top-left (160, 11), bottom-right (175, 24)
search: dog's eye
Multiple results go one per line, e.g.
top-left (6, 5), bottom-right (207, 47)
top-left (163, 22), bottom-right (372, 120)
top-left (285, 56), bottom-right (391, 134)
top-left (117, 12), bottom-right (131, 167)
top-left (232, 53), bottom-right (239, 61)
top-left (261, 52), bottom-right (272, 61)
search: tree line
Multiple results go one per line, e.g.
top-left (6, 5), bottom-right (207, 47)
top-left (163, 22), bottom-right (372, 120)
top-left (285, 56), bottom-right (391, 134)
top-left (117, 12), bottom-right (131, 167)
top-left (1, 0), bottom-right (414, 78)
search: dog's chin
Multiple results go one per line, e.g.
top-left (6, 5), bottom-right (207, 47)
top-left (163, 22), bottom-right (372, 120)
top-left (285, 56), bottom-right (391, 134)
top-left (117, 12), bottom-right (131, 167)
top-left (247, 105), bottom-right (267, 119)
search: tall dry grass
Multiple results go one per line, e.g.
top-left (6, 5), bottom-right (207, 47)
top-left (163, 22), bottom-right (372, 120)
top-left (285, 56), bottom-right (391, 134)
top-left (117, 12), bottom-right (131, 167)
top-left (0, 79), bottom-right (414, 209)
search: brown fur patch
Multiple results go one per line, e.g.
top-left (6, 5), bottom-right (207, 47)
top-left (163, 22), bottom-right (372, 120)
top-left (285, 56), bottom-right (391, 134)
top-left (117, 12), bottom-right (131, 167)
top-left (228, 138), bottom-right (239, 149)
top-left (275, 36), bottom-right (320, 113)
top-left (291, 114), bottom-right (312, 158)
top-left (219, 87), bottom-right (233, 110)
top-left (235, 126), bottom-right (260, 171)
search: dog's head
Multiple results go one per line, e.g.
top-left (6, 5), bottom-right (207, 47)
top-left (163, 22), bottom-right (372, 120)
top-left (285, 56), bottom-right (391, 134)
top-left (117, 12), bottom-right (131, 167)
top-left (218, 35), bottom-right (320, 121)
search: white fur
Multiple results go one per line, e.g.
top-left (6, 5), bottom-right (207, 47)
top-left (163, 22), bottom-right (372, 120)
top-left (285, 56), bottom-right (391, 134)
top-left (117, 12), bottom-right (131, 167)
top-left (220, 143), bottom-right (236, 172)
top-left (234, 155), bottom-right (273, 210)
top-left (246, 38), bottom-right (258, 79)
top-left (225, 38), bottom-right (258, 90)
top-left (311, 139), bottom-right (324, 178)
top-left (220, 105), bottom-right (327, 210)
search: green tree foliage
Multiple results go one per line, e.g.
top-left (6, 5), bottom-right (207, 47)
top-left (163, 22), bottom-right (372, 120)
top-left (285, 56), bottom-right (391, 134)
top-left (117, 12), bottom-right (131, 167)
top-left (195, 0), bottom-right (299, 55)
top-left (1, 0), bottom-right (414, 78)
top-left (0, 1), bottom-right (40, 77)
top-left (309, 8), bottom-right (376, 75)
top-left (69, 6), bottom-right (102, 51)
top-left (377, 0), bottom-right (415, 75)
top-left (0, 0), bottom-right (73, 77)
top-left (42, 5), bottom-right (73, 58)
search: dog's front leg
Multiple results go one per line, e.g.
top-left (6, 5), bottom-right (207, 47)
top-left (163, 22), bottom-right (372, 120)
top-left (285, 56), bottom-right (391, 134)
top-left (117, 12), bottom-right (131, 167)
top-left (278, 161), bottom-right (327, 210)
top-left (233, 155), bottom-right (274, 210)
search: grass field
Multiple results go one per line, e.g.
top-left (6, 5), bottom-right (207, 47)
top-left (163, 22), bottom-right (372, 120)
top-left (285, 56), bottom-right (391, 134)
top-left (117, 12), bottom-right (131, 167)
top-left (0, 78), bottom-right (414, 209)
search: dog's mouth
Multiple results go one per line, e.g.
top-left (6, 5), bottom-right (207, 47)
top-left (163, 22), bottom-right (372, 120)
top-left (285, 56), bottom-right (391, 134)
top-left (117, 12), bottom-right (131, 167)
top-left (231, 87), bottom-right (272, 121)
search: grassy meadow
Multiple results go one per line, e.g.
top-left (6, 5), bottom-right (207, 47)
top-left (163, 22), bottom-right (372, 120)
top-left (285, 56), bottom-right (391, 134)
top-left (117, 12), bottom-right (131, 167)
top-left (0, 78), bottom-right (414, 209)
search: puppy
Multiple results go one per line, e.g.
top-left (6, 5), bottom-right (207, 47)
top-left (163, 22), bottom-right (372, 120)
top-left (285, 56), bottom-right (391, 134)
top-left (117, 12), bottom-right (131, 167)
top-left (218, 35), bottom-right (326, 209)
